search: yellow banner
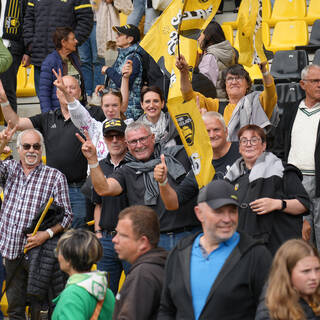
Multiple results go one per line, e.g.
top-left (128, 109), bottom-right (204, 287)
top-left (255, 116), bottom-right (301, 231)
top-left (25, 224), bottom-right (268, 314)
top-left (167, 97), bottom-right (214, 188)
top-left (140, 0), bottom-right (219, 188)
top-left (238, 0), bottom-right (267, 67)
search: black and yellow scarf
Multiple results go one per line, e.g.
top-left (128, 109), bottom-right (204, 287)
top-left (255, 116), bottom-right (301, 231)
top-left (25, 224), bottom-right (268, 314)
top-left (2, 0), bottom-right (23, 41)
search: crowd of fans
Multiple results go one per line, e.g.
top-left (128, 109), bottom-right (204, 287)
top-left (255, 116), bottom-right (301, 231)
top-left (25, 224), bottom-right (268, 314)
top-left (0, 0), bottom-right (320, 319)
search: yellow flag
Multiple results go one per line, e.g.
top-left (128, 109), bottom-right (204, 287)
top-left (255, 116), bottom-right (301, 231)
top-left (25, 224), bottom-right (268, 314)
top-left (167, 97), bottom-right (214, 188)
top-left (140, 0), bottom-right (219, 188)
top-left (238, 0), bottom-right (267, 67)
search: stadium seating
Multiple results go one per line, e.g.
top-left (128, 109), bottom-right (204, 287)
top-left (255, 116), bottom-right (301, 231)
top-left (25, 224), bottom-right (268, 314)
top-left (222, 0), bottom-right (271, 30)
top-left (221, 24), bottom-right (234, 46)
top-left (267, 20), bottom-right (308, 53)
top-left (276, 82), bottom-right (305, 114)
top-left (309, 20), bottom-right (320, 46)
top-left (264, 0), bottom-right (306, 26)
top-left (313, 49), bottom-right (320, 65)
top-left (270, 50), bottom-right (308, 82)
top-left (304, 0), bottom-right (320, 25)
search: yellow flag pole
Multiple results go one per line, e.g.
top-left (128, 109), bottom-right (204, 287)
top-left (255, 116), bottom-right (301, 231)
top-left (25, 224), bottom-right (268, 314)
top-left (24, 197), bottom-right (54, 254)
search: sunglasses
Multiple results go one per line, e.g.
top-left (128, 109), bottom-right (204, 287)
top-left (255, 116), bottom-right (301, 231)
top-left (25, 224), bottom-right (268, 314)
top-left (21, 143), bottom-right (41, 151)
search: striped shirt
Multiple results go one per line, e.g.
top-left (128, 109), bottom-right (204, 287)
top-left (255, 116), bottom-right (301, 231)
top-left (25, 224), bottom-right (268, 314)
top-left (0, 160), bottom-right (72, 259)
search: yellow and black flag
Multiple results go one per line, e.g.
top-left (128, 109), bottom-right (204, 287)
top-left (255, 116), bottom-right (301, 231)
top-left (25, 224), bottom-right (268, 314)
top-left (140, 0), bottom-right (220, 188)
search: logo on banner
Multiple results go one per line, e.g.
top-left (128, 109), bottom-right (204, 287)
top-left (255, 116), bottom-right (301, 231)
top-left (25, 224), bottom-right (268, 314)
top-left (175, 113), bottom-right (194, 146)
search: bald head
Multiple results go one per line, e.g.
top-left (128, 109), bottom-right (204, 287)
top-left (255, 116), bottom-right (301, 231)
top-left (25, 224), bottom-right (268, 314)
top-left (56, 75), bottom-right (81, 106)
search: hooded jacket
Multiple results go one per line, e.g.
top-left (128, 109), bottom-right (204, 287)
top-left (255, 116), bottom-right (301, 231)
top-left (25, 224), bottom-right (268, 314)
top-left (199, 40), bottom-right (236, 99)
top-left (112, 247), bottom-right (168, 320)
top-left (225, 152), bottom-right (311, 255)
top-left (158, 232), bottom-right (272, 320)
top-left (52, 271), bottom-right (115, 320)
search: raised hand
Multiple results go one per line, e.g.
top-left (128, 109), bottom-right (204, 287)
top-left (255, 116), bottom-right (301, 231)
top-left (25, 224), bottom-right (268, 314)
top-left (0, 120), bottom-right (17, 145)
top-left (176, 54), bottom-right (189, 73)
top-left (52, 68), bottom-right (67, 93)
top-left (76, 130), bottom-right (98, 163)
top-left (122, 60), bottom-right (133, 78)
top-left (154, 154), bottom-right (168, 184)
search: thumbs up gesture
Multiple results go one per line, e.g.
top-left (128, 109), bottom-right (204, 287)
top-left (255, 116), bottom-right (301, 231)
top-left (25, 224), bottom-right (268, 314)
top-left (154, 154), bottom-right (168, 184)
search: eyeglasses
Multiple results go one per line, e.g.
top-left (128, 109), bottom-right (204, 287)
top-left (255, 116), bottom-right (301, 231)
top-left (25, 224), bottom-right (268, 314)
top-left (104, 133), bottom-right (125, 140)
top-left (239, 137), bottom-right (262, 146)
top-left (126, 134), bottom-right (151, 147)
top-left (21, 143), bottom-right (41, 151)
top-left (226, 76), bottom-right (244, 83)
top-left (302, 79), bottom-right (320, 85)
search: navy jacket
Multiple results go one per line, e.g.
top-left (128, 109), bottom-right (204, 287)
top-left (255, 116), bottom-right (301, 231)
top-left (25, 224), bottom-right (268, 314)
top-left (39, 50), bottom-right (86, 113)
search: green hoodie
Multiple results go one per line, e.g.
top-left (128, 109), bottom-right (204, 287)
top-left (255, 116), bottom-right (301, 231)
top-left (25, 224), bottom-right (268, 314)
top-left (52, 271), bottom-right (115, 320)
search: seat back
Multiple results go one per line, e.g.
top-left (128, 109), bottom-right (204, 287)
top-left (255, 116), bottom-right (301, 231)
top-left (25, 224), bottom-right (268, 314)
top-left (310, 20), bottom-right (320, 45)
top-left (276, 83), bottom-right (305, 114)
top-left (313, 49), bottom-right (320, 65)
top-left (270, 50), bottom-right (308, 80)
top-left (306, 0), bottom-right (320, 25)
top-left (270, 0), bottom-right (306, 22)
top-left (262, 0), bottom-right (272, 20)
top-left (270, 20), bottom-right (308, 52)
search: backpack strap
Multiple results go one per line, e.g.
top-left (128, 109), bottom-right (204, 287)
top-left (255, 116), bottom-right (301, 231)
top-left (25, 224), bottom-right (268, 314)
top-left (218, 100), bottom-right (228, 115)
top-left (90, 298), bottom-right (105, 320)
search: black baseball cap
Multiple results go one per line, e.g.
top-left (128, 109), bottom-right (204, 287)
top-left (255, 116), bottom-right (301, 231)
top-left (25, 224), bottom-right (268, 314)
top-left (197, 180), bottom-right (239, 209)
top-left (112, 24), bottom-right (140, 44)
top-left (103, 118), bottom-right (127, 136)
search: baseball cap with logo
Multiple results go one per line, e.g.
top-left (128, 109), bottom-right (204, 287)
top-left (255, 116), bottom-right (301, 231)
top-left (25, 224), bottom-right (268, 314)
top-left (103, 118), bottom-right (127, 137)
top-left (197, 180), bottom-right (239, 209)
top-left (112, 24), bottom-right (140, 44)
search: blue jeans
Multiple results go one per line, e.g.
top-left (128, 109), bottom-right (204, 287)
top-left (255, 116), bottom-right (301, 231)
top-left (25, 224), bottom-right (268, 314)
top-left (68, 186), bottom-right (87, 229)
top-left (78, 22), bottom-right (105, 96)
top-left (126, 0), bottom-right (160, 34)
top-left (97, 235), bottom-right (130, 295)
top-left (158, 226), bottom-right (202, 251)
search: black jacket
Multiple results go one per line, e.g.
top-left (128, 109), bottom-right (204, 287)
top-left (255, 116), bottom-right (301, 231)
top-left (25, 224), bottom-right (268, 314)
top-left (255, 286), bottom-right (320, 320)
top-left (273, 100), bottom-right (320, 197)
top-left (158, 232), bottom-right (272, 320)
top-left (23, 0), bottom-right (93, 66)
top-left (113, 248), bottom-right (168, 320)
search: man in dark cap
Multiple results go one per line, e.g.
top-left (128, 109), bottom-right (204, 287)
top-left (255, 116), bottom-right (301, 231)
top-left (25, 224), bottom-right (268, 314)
top-left (158, 180), bottom-right (272, 320)
top-left (98, 24), bottom-right (143, 120)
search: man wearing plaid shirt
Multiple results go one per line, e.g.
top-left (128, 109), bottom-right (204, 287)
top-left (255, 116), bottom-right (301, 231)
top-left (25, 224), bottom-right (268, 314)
top-left (0, 126), bottom-right (72, 319)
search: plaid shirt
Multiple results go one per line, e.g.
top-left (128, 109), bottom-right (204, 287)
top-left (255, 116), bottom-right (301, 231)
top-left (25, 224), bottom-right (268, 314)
top-left (0, 160), bottom-right (73, 259)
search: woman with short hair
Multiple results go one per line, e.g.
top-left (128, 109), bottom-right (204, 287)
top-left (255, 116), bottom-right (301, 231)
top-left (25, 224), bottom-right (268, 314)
top-left (52, 229), bottom-right (115, 320)
top-left (40, 26), bottom-right (86, 113)
top-left (255, 239), bottom-right (320, 320)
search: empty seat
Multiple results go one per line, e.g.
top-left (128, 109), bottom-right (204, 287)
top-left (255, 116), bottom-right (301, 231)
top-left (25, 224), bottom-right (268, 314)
top-left (270, 50), bottom-right (308, 81)
top-left (265, 0), bottom-right (306, 26)
top-left (305, 0), bottom-right (320, 25)
top-left (276, 83), bottom-right (305, 114)
top-left (309, 20), bottom-right (320, 46)
top-left (268, 21), bottom-right (308, 53)
top-left (223, 0), bottom-right (271, 30)
top-left (313, 49), bottom-right (320, 65)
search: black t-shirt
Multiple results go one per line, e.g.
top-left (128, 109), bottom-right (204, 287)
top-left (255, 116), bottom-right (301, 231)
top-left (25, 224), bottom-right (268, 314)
top-left (177, 142), bottom-right (241, 205)
top-left (30, 108), bottom-right (87, 183)
top-left (111, 148), bottom-right (199, 232)
top-left (92, 155), bottom-right (128, 231)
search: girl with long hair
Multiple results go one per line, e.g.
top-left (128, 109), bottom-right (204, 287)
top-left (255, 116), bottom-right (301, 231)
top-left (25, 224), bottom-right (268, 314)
top-left (255, 239), bottom-right (320, 320)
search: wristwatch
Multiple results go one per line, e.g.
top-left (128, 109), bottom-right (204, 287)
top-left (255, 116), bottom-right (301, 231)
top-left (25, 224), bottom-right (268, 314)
top-left (281, 200), bottom-right (287, 211)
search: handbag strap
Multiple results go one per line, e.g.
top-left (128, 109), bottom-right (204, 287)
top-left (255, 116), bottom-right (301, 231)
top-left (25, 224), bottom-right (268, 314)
top-left (90, 298), bottom-right (105, 320)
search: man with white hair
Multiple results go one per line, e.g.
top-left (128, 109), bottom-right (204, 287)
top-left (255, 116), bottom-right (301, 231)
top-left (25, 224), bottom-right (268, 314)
top-left (0, 126), bottom-right (72, 319)
top-left (0, 76), bottom-right (94, 228)
top-left (274, 64), bottom-right (320, 249)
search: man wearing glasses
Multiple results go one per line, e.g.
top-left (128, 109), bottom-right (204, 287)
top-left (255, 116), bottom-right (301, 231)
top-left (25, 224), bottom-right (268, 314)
top-left (224, 124), bottom-right (310, 255)
top-left (0, 76), bottom-right (94, 228)
top-left (0, 126), bottom-right (72, 319)
top-left (80, 121), bottom-right (200, 251)
top-left (274, 64), bottom-right (320, 250)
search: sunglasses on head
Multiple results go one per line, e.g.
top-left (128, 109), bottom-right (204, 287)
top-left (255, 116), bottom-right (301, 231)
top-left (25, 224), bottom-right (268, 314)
top-left (21, 143), bottom-right (41, 151)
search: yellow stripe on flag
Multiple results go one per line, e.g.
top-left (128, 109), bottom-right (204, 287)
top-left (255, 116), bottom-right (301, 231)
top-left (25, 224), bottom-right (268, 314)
top-left (141, 0), bottom-right (219, 188)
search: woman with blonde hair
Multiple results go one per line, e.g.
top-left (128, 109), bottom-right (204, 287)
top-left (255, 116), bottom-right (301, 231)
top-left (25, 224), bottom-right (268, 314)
top-left (255, 239), bottom-right (320, 320)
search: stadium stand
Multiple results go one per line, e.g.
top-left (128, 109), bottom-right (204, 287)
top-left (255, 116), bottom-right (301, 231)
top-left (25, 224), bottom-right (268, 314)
top-left (304, 0), bottom-right (320, 25)
top-left (270, 50), bottom-right (308, 82)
